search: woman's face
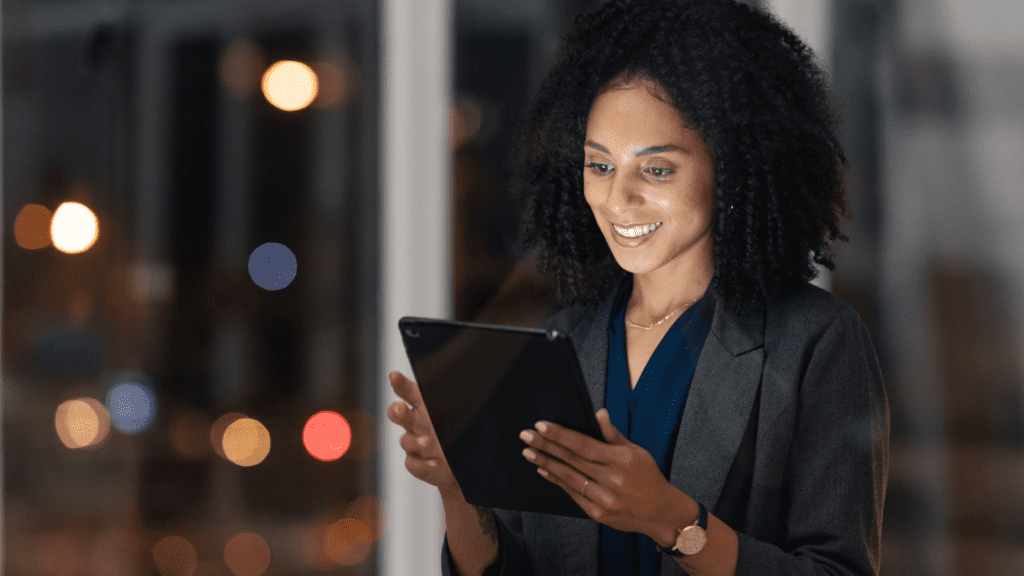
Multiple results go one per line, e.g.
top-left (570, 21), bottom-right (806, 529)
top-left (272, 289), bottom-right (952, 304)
top-left (583, 82), bottom-right (717, 280)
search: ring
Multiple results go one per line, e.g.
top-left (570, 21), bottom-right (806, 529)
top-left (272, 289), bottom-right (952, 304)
top-left (581, 479), bottom-right (590, 498)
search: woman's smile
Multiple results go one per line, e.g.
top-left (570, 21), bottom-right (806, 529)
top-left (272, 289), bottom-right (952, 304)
top-left (612, 222), bottom-right (662, 239)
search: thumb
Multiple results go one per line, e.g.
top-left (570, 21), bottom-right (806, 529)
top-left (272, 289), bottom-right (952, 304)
top-left (596, 408), bottom-right (627, 444)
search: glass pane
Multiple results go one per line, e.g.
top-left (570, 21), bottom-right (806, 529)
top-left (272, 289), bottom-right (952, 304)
top-left (3, 3), bottom-right (381, 575)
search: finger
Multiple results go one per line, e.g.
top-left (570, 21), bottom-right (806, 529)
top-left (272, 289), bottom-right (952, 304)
top-left (521, 431), bottom-right (605, 481)
top-left (386, 401), bottom-right (413, 426)
top-left (535, 465), bottom-right (607, 518)
top-left (405, 454), bottom-right (441, 477)
top-left (596, 409), bottom-right (628, 445)
top-left (389, 371), bottom-right (426, 408)
top-left (526, 446), bottom-right (614, 510)
top-left (533, 421), bottom-right (610, 463)
top-left (400, 432), bottom-right (434, 457)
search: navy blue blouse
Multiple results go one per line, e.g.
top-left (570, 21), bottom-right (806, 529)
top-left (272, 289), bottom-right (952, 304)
top-left (600, 279), bottom-right (714, 576)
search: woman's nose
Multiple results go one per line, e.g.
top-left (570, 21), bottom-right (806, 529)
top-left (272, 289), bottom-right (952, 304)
top-left (605, 174), bottom-right (641, 214)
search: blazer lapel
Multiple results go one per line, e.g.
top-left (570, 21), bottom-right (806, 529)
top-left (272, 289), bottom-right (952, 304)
top-left (667, 293), bottom-right (765, 515)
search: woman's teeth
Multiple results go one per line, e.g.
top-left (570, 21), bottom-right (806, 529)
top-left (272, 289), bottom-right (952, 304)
top-left (613, 222), bottom-right (661, 238)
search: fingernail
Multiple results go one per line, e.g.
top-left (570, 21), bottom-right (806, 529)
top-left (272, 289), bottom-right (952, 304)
top-left (523, 448), bottom-right (536, 461)
top-left (535, 421), bottom-right (549, 433)
top-left (417, 436), bottom-right (429, 447)
top-left (537, 468), bottom-right (549, 478)
top-left (520, 430), bottom-right (534, 443)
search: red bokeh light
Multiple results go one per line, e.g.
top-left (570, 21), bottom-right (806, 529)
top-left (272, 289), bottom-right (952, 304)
top-left (303, 411), bottom-right (352, 461)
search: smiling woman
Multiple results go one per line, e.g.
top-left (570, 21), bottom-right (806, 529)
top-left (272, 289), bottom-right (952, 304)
top-left (387, 1), bottom-right (889, 575)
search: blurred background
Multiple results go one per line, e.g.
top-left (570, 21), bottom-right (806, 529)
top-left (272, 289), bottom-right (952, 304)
top-left (2, 0), bottom-right (1022, 575)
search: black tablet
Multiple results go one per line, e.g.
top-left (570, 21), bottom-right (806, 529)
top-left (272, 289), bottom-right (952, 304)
top-left (399, 316), bottom-right (602, 518)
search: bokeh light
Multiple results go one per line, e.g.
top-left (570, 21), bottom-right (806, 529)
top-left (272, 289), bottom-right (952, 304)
top-left (223, 532), bottom-right (271, 576)
top-left (261, 60), bottom-right (318, 111)
top-left (218, 38), bottom-right (264, 99)
top-left (345, 495), bottom-right (386, 542)
top-left (210, 412), bottom-right (246, 459)
top-left (325, 518), bottom-right (373, 566)
top-left (14, 204), bottom-right (53, 249)
top-left (105, 374), bottom-right (157, 434)
top-left (222, 417), bottom-right (271, 466)
top-left (312, 61), bottom-right (346, 108)
top-left (55, 397), bottom-right (110, 449)
top-left (50, 201), bottom-right (99, 254)
top-left (303, 411), bottom-right (352, 461)
top-left (169, 410), bottom-right (212, 460)
top-left (248, 242), bottom-right (297, 290)
top-left (152, 536), bottom-right (198, 576)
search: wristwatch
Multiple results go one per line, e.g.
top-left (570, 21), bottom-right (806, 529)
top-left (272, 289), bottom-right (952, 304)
top-left (657, 502), bottom-right (707, 556)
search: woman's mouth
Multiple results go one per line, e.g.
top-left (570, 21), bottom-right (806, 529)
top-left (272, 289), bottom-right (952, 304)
top-left (613, 222), bottom-right (661, 238)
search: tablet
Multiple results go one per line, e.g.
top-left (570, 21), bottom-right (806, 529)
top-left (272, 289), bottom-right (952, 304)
top-left (399, 316), bottom-right (602, 518)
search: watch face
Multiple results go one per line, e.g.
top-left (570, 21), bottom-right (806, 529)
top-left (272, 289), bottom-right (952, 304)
top-left (677, 525), bottom-right (707, 555)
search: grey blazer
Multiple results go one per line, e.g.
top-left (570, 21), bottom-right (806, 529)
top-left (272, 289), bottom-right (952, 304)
top-left (442, 282), bottom-right (889, 575)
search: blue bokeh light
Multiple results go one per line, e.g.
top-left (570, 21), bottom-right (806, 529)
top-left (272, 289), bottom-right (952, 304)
top-left (248, 242), bottom-right (298, 290)
top-left (105, 377), bottom-right (156, 434)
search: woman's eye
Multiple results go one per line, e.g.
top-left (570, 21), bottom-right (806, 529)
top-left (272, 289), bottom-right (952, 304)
top-left (646, 167), bottom-right (673, 178)
top-left (585, 162), bottom-right (611, 175)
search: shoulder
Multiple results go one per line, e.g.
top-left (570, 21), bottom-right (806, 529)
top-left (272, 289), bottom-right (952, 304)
top-left (763, 282), bottom-right (866, 347)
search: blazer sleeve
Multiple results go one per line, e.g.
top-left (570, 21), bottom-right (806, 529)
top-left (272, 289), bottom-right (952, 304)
top-left (735, 309), bottom-right (889, 575)
top-left (441, 508), bottom-right (533, 576)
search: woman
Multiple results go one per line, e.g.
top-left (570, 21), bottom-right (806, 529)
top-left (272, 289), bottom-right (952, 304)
top-left (388, 0), bottom-right (889, 574)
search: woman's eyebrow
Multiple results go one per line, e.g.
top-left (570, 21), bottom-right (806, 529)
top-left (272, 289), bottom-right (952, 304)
top-left (585, 140), bottom-right (686, 156)
top-left (634, 144), bottom-right (685, 156)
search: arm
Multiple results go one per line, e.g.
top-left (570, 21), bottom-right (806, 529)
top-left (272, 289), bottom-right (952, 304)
top-left (438, 487), bottom-right (500, 576)
top-left (655, 310), bottom-right (887, 576)
top-left (735, 310), bottom-right (889, 575)
top-left (386, 372), bottom-right (499, 576)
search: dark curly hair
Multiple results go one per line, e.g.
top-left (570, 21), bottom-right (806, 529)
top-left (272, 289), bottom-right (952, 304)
top-left (517, 0), bottom-right (848, 314)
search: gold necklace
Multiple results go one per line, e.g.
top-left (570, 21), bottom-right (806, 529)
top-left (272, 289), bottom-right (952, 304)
top-left (624, 297), bottom-right (700, 331)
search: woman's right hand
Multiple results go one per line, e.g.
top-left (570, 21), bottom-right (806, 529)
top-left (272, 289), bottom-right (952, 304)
top-left (386, 371), bottom-right (460, 494)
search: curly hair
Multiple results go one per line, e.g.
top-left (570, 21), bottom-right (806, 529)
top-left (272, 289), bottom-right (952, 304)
top-left (517, 0), bottom-right (848, 314)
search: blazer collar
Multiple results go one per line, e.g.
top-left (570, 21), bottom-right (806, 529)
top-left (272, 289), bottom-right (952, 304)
top-left (558, 286), bottom-right (766, 575)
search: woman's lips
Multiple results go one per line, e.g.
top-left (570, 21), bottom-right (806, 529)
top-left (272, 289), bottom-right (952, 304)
top-left (612, 222), bottom-right (661, 238)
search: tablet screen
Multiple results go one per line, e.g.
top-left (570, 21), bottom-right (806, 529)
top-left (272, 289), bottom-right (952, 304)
top-left (399, 317), bottom-right (601, 517)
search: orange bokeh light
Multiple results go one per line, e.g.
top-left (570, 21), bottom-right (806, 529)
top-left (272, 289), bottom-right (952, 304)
top-left (50, 201), bottom-right (99, 254)
top-left (222, 418), bottom-right (271, 466)
top-left (223, 532), bottom-right (271, 576)
top-left (303, 411), bottom-right (352, 461)
top-left (152, 536), bottom-right (198, 576)
top-left (325, 518), bottom-right (372, 566)
top-left (55, 397), bottom-right (110, 449)
top-left (261, 60), bottom-right (318, 111)
top-left (14, 204), bottom-right (53, 249)
top-left (345, 495), bottom-right (386, 542)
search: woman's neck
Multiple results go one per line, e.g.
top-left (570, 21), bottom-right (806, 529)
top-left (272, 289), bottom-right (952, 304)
top-left (628, 253), bottom-right (714, 320)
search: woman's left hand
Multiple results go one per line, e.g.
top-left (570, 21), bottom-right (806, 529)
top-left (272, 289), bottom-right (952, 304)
top-left (520, 408), bottom-right (681, 537)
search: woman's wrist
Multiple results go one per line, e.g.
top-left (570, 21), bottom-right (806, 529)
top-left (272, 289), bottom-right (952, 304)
top-left (649, 485), bottom-right (700, 549)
